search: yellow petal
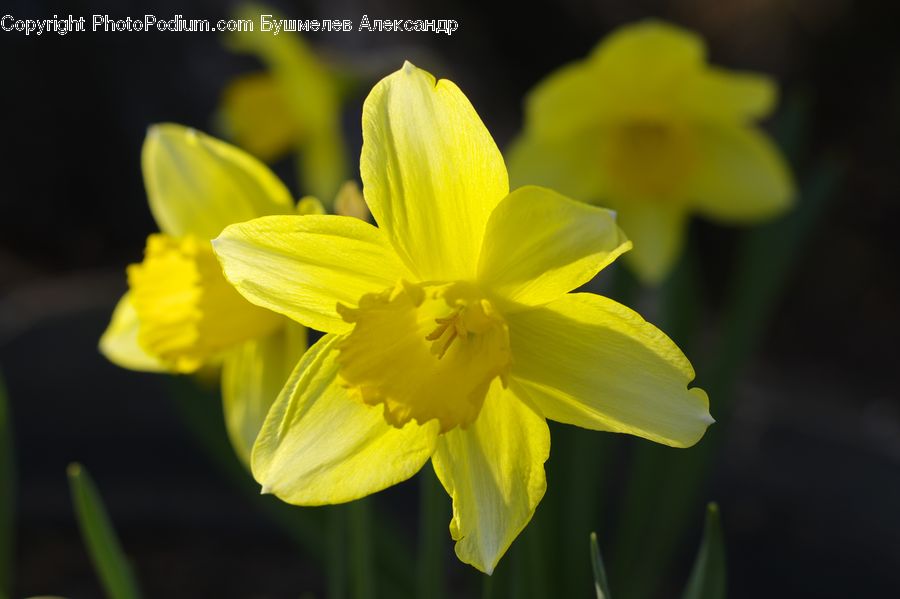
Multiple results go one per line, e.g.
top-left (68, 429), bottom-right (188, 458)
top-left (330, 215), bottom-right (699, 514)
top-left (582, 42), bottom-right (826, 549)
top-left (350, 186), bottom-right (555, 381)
top-left (251, 335), bottom-right (440, 505)
top-left (477, 186), bottom-right (630, 308)
top-left (507, 293), bottom-right (712, 448)
top-left (143, 124), bottom-right (293, 239)
top-left (615, 201), bottom-right (687, 285)
top-left (521, 61), bottom-right (611, 139)
top-left (361, 61), bottom-right (508, 281)
top-left (522, 20), bottom-right (704, 136)
top-left (98, 292), bottom-right (167, 372)
top-left (219, 72), bottom-right (301, 162)
top-left (588, 20), bottom-right (705, 117)
top-left (688, 125), bottom-right (795, 222)
top-left (431, 381), bottom-right (550, 574)
top-left (506, 132), bottom-right (608, 202)
top-left (213, 215), bottom-right (413, 334)
top-left (680, 67), bottom-right (776, 122)
top-left (591, 20), bottom-right (703, 72)
top-left (222, 322), bottom-right (307, 466)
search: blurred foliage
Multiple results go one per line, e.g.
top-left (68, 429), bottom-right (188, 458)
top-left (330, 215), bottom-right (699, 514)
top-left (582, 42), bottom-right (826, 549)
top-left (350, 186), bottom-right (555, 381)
top-left (609, 94), bottom-right (842, 599)
top-left (67, 463), bottom-right (142, 599)
top-left (682, 504), bottom-right (727, 599)
top-left (592, 503), bottom-right (726, 599)
top-left (165, 377), bottom-right (414, 598)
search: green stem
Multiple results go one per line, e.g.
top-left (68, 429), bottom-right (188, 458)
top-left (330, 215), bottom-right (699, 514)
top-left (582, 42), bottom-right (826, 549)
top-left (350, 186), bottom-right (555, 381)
top-left (328, 506), bottom-right (348, 599)
top-left (417, 467), bottom-right (447, 599)
top-left (524, 512), bottom-right (549, 599)
top-left (481, 572), bottom-right (496, 599)
top-left (510, 539), bottom-right (526, 599)
top-left (349, 501), bottom-right (374, 599)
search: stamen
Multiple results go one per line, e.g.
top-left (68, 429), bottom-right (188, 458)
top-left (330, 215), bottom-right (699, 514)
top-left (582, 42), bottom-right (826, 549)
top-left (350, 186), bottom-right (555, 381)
top-left (426, 307), bottom-right (466, 358)
top-left (433, 327), bottom-right (458, 359)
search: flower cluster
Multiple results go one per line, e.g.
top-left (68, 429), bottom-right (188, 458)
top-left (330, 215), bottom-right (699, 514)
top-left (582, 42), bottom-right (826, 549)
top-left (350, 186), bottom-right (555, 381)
top-left (101, 19), bottom-right (795, 573)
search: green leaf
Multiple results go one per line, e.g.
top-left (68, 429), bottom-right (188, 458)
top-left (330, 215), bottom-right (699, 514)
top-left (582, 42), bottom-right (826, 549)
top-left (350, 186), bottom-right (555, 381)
top-left (590, 532), bottom-right (612, 599)
top-left (0, 372), bottom-right (14, 599)
top-left (682, 503), bottom-right (727, 599)
top-left (67, 463), bottom-right (142, 599)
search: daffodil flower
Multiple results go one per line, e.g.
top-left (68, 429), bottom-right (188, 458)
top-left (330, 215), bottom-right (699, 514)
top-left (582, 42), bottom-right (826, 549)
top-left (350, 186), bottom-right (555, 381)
top-left (219, 3), bottom-right (347, 202)
top-left (508, 20), bottom-right (795, 283)
top-left (99, 124), bottom-right (308, 464)
top-left (213, 62), bottom-right (713, 573)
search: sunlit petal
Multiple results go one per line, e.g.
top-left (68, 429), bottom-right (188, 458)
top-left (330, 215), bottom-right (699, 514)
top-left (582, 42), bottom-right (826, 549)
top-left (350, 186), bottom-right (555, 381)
top-left (361, 61), bottom-right (508, 280)
top-left (507, 293), bottom-right (712, 448)
top-left (98, 292), bottom-right (167, 373)
top-left (432, 381), bottom-right (550, 574)
top-left (143, 124), bottom-right (293, 239)
top-left (222, 322), bottom-right (307, 466)
top-left (214, 215), bottom-right (413, 334)
top-left (478, 186), bottom-right (630, 308)
top-left (688, 125), bottom-right (795, 222)
top-left (252, 335), bottom-right (440, 504)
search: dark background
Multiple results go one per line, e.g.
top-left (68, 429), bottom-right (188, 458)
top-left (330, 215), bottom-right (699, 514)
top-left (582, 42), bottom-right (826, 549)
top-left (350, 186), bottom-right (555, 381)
top-left (1, 0), bottom-right (899, 597)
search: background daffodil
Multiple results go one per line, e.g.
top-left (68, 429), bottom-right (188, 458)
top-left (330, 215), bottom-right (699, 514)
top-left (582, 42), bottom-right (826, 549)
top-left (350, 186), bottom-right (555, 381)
top-left (99, 124), bottom-right (308, 465)
top-left (218, 3), bottom-right (348, 202)
top-left (213, 62), bottom-right (713, 573)
top-left (507, 20), bottom-right (796, 284)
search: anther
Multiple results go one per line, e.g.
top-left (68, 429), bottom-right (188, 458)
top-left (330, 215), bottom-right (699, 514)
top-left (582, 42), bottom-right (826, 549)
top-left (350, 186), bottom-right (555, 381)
top-left (426, 308), bottom-right (466, 359)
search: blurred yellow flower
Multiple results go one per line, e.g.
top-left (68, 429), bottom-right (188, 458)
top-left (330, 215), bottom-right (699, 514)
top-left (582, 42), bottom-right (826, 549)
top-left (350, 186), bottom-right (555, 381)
top-left (219, 4), bottom-right (347, 202)
top-left (220, 72), bottom-right (302, 161)
top-left (508, 20), bottom-right (795, 283)
top-left (213, 62), bottom-right (713, 573)
top-left (99, 124), bottom-right (308, 465)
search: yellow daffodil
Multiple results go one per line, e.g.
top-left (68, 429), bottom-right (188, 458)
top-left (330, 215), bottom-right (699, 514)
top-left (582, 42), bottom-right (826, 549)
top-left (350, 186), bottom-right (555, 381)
top-left (99, 123), bottom-right (308, 464)
top-left (219, 3), bottom-right (347, 202)
top-left (507, 20), bottom-right (795, 283)
top-left (213, 62), bottom-right (713, 573)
